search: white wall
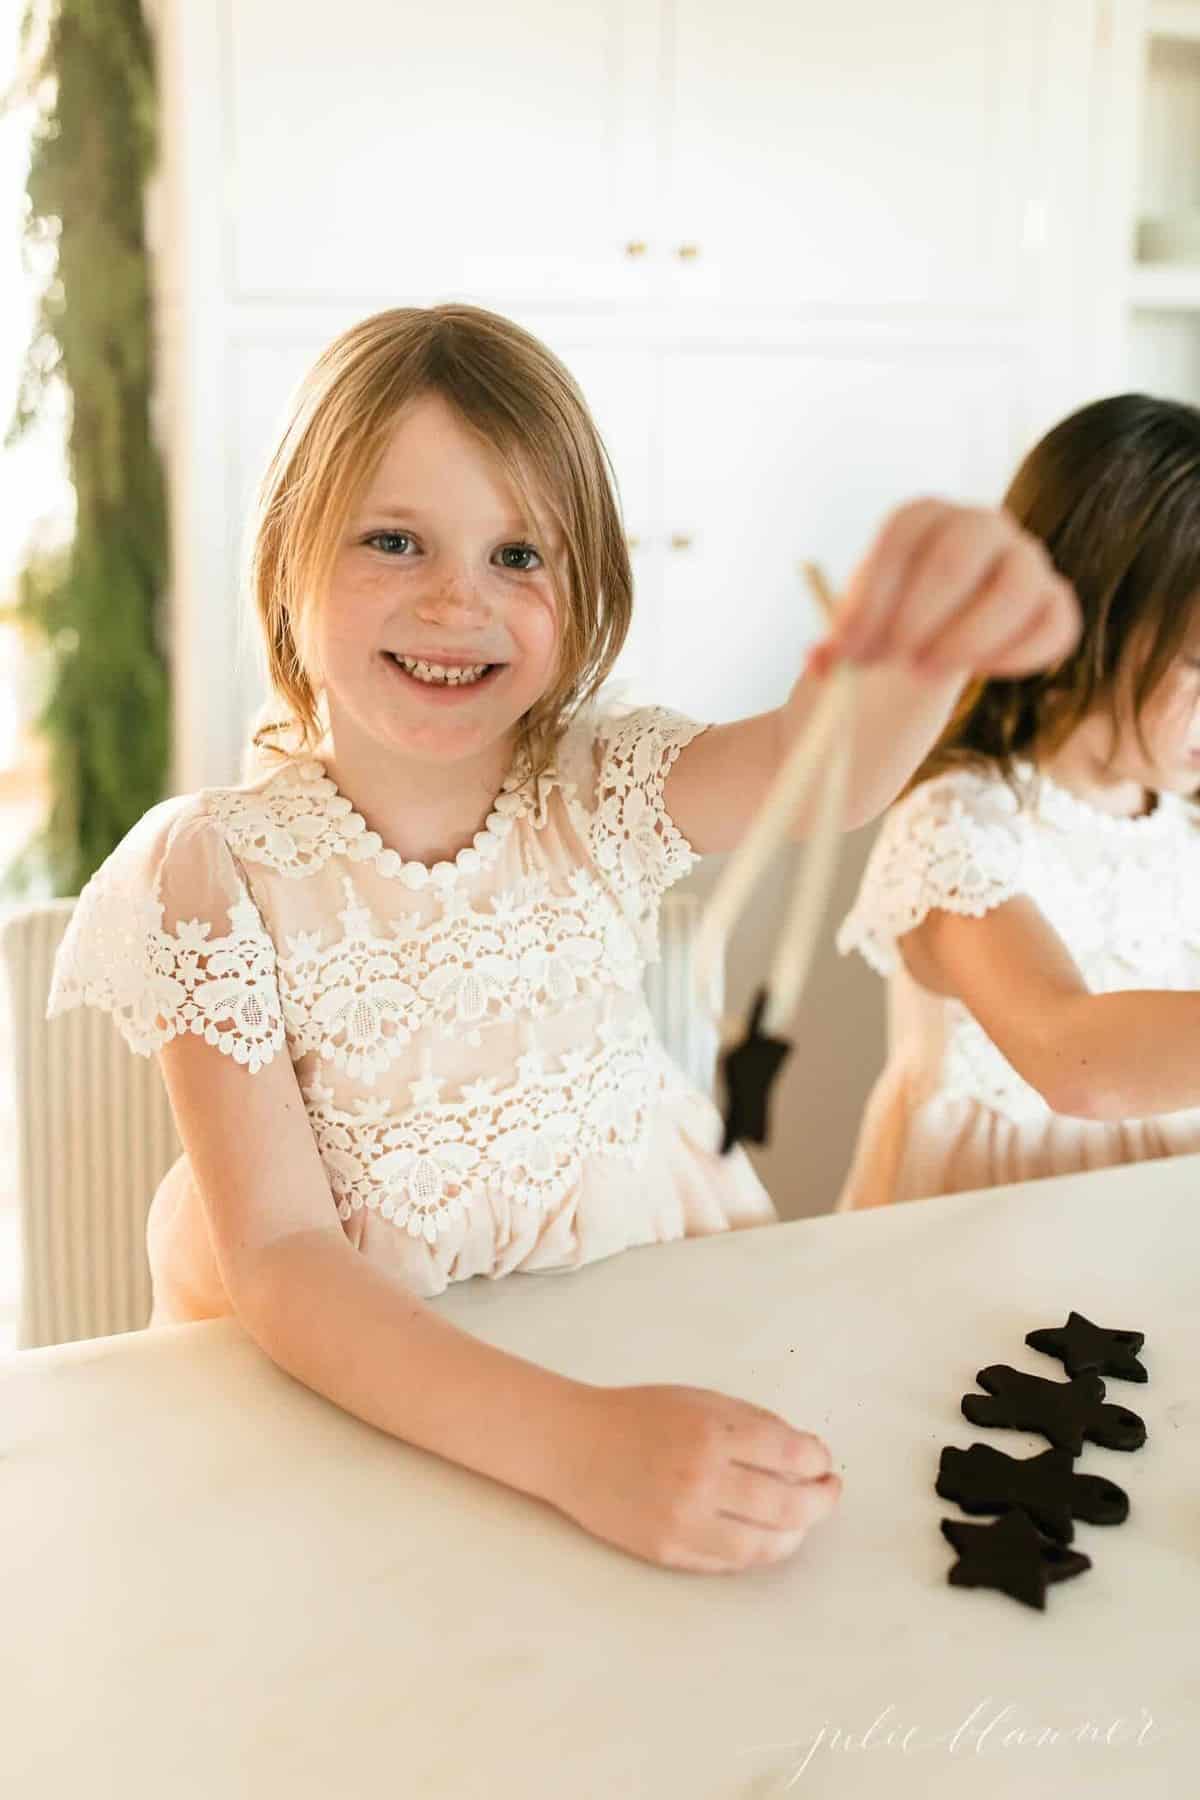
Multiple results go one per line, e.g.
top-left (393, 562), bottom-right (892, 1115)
top-left (149, 0), bottom-right (1130, 1216)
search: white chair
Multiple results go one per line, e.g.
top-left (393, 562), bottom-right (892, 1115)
top-left (0, 891), bottom-right (721, 1350)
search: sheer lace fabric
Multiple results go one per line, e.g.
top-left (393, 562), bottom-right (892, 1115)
top-left (48, 703), bottom-right (776, 1316)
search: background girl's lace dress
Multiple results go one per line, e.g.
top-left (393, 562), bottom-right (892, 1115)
top-left (836, 761), bottom-right (1200, 1210)
top-left (47, 704), bottom-right (774, 1321)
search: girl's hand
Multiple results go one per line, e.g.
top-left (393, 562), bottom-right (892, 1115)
top-left (548, 1382), bottom-right (842, 1572)
top-left (810, 499), bottom-right (1080, 681)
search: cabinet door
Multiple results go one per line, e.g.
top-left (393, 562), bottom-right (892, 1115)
top-left (226, 0), bottom-right (659, 303)
top-left (662, 0), bottom-right (1050, 308)
top-left (655, 346), bottom-right (1028, 722)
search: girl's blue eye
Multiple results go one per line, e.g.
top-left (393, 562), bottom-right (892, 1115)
top-left (497, 543), bottom-right (542, 571)
top-left (366, 531), bottom-right (414, 555)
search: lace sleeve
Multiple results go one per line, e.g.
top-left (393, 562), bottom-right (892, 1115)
top-left (585, 703), bottom-right (709, 932)
top-left (46, 798), bottom-right (286, 1072)
top-left (837, 768), bottom-right (1028, 977)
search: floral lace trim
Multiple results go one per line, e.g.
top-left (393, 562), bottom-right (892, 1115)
top-left (586, 706), bottom-right (707, 927)
top-left (1015, 760), bottom-right (1181, 838)
top-left (305, 1019), bottom-right (671, 1243)
top-left (277, 868), bottom-right (645, 1081)
top-left (46, 883), bottom-right (285, 1072)
top-left (210, 757), bottom-right (535, 887)
top-left (838, 772), bottom-right (1025, 976)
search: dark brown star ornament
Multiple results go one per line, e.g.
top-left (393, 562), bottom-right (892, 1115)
top-left (1025, 1311), bottom-right (1147, 1383)
top-left (941, 1509), bottom-right (1091, 1611)
top-left (718, 986), bottom-right (793, 1153)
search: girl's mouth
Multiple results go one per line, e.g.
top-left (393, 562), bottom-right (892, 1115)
top-left (382, 652), bottom-right (504, 699)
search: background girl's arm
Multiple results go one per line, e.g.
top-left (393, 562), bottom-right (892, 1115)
top-left (665, 500), bottom-right (1079, 851)
top-left (905, 896), bottom-right (1200, 1120)
top-left (157, 1032), bottom-right (840, 1571)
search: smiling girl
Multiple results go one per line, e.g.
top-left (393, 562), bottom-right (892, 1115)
top-left (48, 304), bottom-right (1076, 1570)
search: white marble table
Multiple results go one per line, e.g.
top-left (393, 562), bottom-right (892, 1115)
top-left (2, 1154), bottom-right (1198, 1798)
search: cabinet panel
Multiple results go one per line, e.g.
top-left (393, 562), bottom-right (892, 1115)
top-left (657, 347), bottom-right (1028, 722)
top-left (227, 0), bottom-right (657, 302)
top-left (664, 0), bottom-right (1048, 308)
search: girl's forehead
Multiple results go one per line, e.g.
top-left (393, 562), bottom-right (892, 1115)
top-left (361, 392), bottom-right (553, 529)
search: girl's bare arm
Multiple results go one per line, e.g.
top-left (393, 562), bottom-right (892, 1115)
top-left (157, 1033), bottom-right (840, 1569)
top-left (905, 896), bottom-right (1200, 1120)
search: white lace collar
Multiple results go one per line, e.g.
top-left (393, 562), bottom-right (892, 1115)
top-left (1012, 759), bottom-right (1185, 839)
top-left (214, 754), bottom-right (561, 887)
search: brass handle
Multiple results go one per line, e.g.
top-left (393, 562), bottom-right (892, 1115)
top-left (676, 244), bottom-right (701, 260)
top-left (670, 532), bottom-right (693, 551)
top-left (625, 534), bottom-right (641, 551)
top-left (624, 240), bottom-right (648, 258)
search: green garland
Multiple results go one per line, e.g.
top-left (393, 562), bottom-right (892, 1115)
top-left (3, 0), bottom-right (169, 897)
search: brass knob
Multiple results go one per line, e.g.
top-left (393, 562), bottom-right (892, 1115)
top-left (624, 240), bottom-right (648, 258)
top-left (676, 244), bottom-right (701, 260)
top-left (625, 534), bottom-right (641, 550)
top-left (670, 532), bottom-right (693, 551)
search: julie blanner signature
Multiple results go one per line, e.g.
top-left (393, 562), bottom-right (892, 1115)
top-left (750, 1700), bottom-right (1159, 1787)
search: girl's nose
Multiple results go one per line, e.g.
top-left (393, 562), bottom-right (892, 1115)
top-left (416, 571), bottom-right (491, 623)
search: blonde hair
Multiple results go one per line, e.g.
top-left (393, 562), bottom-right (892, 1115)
top-left (247, 304), bottom-right (633, 780)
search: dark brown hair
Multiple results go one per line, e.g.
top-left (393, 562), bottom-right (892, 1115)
top-left (909, 393), bottom-right (1200, 791)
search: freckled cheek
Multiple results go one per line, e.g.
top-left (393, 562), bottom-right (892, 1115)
top-left (319, 573), bottom-right (396, 655)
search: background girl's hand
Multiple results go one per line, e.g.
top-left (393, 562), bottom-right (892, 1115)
top-left (548, 1382), bottom-right (842, 1572)
top-left (813, 498), bottom-right (1080, 681)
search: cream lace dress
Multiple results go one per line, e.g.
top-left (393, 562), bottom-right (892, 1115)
top-left (47, 703), bottom-right (775, 1322)
top-left (836, 760), bottom-right (1200, 1210)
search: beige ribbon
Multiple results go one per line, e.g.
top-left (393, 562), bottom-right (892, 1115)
top-left (696, 564), bottom-right (858, 1041)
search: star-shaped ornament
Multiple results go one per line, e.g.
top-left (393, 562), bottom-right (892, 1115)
top-left (941, 1510), bottom-right (1091, 1611)
top-left (1025, 1311), bottom-right (1147, 1382)
top-left (717, 987), bottom-right (793, 1154)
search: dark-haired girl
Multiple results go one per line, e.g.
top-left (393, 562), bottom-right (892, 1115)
top-left (838, 393), bottom-right (1200, 1211)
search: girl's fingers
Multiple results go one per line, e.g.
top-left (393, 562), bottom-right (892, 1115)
top-left (982, 584), bottom-right (1081, 676)
top-left (831, 498), bottom-right (948, 661)
top-left (899, 515), bottom-right (1041, 665)
top-left (910, 539), bottom-right (1054, 672)
top-left (735, 1414), bottom-right (834, 1483)
top-left (718, 1463), bottom-right (842, 1534)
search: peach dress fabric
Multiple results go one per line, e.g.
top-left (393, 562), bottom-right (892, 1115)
top-left (47, 703), bottom-right (775, 1323)
top-left (835, 760), bottom-right (1200, 1211)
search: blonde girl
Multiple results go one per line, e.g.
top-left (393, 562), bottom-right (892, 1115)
top-left (49, 305), bottom-right (1076, 1570)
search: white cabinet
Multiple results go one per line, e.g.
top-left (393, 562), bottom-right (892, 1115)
top-left (662, 0), bottom-right (1050, 309)
top-left (226, 0), bottom-right (661, 304)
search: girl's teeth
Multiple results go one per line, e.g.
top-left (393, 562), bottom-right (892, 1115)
top-left (395, 657), bottom-right (491, 686)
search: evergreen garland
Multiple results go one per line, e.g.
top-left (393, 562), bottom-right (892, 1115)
top-left (3, 0), bottom-right (169, 897)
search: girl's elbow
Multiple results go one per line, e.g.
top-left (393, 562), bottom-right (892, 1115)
top-left (1036, 1063), bottom-right (1123, 1122)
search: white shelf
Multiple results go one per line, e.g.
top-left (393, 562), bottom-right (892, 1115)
top-left (1127, 261), bottom-right (1200, 309)
top-left (1149, 2), bottom-right (1200, 45)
